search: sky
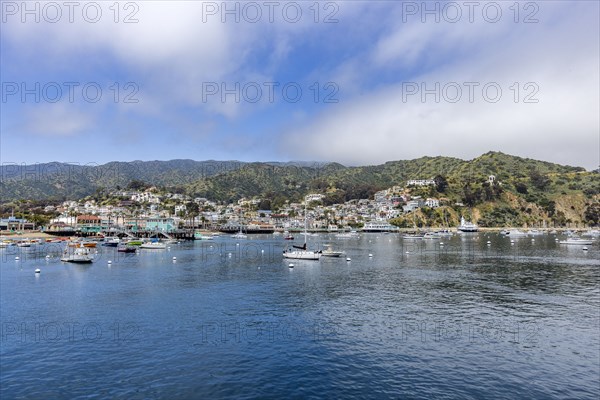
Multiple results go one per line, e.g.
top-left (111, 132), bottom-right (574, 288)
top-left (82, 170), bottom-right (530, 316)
top-left (1, 0), bottom-right (599, 170)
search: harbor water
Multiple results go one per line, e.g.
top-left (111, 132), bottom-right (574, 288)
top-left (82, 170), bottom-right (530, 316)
top-left (1, 233), bottom-right (599, 399)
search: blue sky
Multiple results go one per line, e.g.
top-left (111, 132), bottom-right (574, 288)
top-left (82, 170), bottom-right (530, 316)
top-left (1, 1), bottom-right (598, 169)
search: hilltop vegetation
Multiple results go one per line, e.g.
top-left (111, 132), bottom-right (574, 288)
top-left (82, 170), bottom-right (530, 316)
top-left (1, 152), bottom-right (598, 227)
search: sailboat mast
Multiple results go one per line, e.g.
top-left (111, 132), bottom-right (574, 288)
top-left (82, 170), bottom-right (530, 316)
top-left (304, 201), bottom-right (307, 245)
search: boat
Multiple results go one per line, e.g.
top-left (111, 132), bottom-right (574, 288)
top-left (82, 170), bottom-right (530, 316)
top-left (335, 232), bottom-right (353, 238)
top-left (140, 241), bottom-right (167, 249)
top-left (423, 232), bottom-right (441, 239)
top-left (527, 230), bottom-right (544, 236)
top-left (507, 229), bottom-right (527, 237)
top-left (283, 200), bottom-right (321, 261)
top-left (559, 237), bottom-right (593, 245)
top-left (61, 245), bottom-right (94, 263)
top-left (336, 230), bottom-right (359, 238)
top-left (458, 217), bottom-right (478, 232)
top-left (194, 232), bottom-right (214, 240)
top-left (283, 233), bottom-right (294, 240)
top-left (321, 244), bottom-right (344, 257)
top-left (0, 240), bottom-right (14, 248)
top-left (102, 237), bottom-right (120, 247)
top-left (582, 229), bottom-right (600, 237)
top-left (16, 240), bottom-right (32, 247)
top-left (231, 230), bottom-right (247, 239)
top-left (403, 232), bottom-right (425, 239)
top-left (361, 222), bottom-right (400, 232)
top-left (117, 245), bottom-right (137, 253)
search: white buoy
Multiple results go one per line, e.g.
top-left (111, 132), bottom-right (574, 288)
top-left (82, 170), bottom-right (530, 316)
top-left (35, 269), bottom-right (41, 274)
top-left (487, 241), bottom-right (491, 245)
top-left (440, 242), bottom-right (444, 245)
top-left (583, 247), bottom-right (588, 251)
top-left (236, 243), bottom-right (239, 246)
top-left (108, 260), bottom-right (112, 264)
top-left (45, 255), bottom-right (50, 258)
top-left (346, 257), bottom-right (351, 261)
top-left (228, 253), bottom-right (232, 257)
top-left (15, 256), bottom-right (19, 260)
top-left (289, 263), bottom-right (294, 268)
top-left (261, 249), bottom-right (264, 253)
top-left (405, 251), bottom-right (410, 254)
top-left (368, 254), bottom-right (373, 257)
top-left (172, 256), bottom-right (177, 261)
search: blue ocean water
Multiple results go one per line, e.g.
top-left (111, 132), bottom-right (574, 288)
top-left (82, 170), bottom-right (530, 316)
top-left (1, 233), bottom-right (599, 399)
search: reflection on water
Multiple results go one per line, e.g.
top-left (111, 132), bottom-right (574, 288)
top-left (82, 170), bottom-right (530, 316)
top-left (1, 233), bottom-right (599, 399)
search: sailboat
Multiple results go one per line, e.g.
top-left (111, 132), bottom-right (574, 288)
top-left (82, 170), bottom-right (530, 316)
top-left (283, 200), bottom-right (321, 260)
top-left (231, 227), bottom-right (247, 239)
top-left (231, 209), bottom-right (247, 239)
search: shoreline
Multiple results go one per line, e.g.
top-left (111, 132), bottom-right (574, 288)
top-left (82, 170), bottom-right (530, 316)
top-left (1, 227), bottom-right (595, 240)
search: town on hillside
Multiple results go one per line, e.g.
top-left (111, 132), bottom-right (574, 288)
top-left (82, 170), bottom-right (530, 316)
top-left (2, 174), bottom-right (598, 237)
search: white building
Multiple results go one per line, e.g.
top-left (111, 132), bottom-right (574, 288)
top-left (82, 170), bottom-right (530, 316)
top-left (305, 193), bottom-right (325, 202)
top-left (425, 198), bottom-right (440, 208)
top-left (407, 179), bottom-right (435, 186)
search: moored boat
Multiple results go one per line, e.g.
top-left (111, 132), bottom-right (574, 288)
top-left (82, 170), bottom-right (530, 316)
top-left (458, 217), bottom-right (478, 232)
top-left (61, 245), bottom-right (94, 263)
top-left (559, 237), bottom-right (593, 245)
top-left (140, 241), bottom-right (167, 249)
top-left (321, 244), bottom-right (344, 257)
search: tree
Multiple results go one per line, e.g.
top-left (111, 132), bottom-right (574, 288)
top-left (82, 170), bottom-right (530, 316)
top-left (529, 170), bottom-right (551, 191)
top-left (584, 202), bottom-right (600, 226)
top-left (433, 175), bottom-right (448, 193)
top-left (258, 199), bottom-right (272, 210)
top-left (515, 182), bottom-right (528, 194)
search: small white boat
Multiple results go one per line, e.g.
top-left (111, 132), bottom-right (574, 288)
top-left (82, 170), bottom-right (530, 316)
top-left (16, 240), bottom-right (32, 247)
top-left (61, 246), bottom-right (94, 263)
top-left (507, 230), bottom-right (528, 237)
top-left (102, 237), bottom-right (120, 247)
top-left (231, 232), bottom-right (247, 239)
top-left (403, 233), bottom-right (425, 239)
top-left (321, 244), bottom-right (344, 257)
top-left (283, 245), bottom-right (321, 260)
top-left (423, 232), bottom-right (441, 239)
top-left (527, 230), bottom-right (544, 236)
top-left (458, 217), bottom-right (478, 232)
top-left (559, 238), bottom-right (593, 245)
top-left (194, 232), bottom-right (214, 240)
top-left (140, 241), bottom-right (167, 249)
top-left (582, 230), bottom-right (600, 237)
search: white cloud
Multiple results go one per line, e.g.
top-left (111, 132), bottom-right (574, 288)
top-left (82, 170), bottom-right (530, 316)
top-left (22, 102), bottom-right (94, 137)
top-left (280, 2), bottom-right (600, 169)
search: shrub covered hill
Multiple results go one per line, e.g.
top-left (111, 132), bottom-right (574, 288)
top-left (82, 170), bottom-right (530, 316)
top-left (1, 152), bottom-right (598, 227)
top-left (184, 152), bottom-right (598, 227)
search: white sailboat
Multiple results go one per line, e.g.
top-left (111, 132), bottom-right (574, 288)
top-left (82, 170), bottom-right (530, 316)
top-left (283, 200), bottom-right (321, 260)
top-left (458, 216), bottom-right (478, 232)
